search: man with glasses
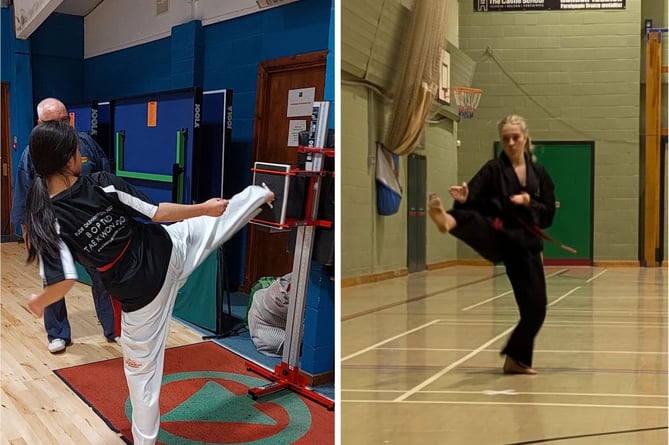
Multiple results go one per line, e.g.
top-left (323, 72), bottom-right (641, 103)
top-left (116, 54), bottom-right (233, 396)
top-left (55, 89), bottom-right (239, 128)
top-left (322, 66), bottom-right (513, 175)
top-left (10, 97), bottom-right (118, 353)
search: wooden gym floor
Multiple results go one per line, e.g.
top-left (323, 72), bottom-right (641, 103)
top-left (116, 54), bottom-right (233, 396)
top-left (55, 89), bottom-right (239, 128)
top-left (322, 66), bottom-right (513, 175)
top-left (341, 265), bottom-right (668, 445)
top-left (0, 242), bottom-right (203, 444)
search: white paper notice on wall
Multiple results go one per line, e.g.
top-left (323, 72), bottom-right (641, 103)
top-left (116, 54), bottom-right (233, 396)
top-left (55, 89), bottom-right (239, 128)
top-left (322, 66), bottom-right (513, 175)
top-left (287, 120), bottom-right (307, 147)
top-left (287, 87), bottom-right (315, 117)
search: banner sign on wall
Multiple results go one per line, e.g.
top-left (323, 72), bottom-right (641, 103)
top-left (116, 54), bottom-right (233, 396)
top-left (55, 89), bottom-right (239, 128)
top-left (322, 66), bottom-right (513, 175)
top-left (475, 0), bottom-right (625, 11)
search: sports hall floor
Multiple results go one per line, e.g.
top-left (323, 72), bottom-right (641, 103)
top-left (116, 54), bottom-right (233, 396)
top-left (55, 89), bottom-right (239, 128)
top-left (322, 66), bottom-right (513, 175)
top-left (341, 265), bottom-right (668, 444)
top-left (0, 241), bottom-right (333, 444)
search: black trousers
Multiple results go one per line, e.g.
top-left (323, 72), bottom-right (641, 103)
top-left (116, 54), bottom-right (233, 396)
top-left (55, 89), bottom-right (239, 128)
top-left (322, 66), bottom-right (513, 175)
top-left (449, 209), bottom-right (547, 367)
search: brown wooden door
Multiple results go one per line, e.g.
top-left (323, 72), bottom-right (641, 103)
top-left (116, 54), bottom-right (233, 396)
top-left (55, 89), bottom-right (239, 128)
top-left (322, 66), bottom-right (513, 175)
top-left (1, 83), bottom-right (12, 235)
top-left (243, 51), bottom-right (327, 291)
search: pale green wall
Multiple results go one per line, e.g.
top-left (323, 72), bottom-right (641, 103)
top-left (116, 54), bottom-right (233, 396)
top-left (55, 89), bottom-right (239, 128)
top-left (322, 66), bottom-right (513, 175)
top-left (424, 121), bottom-right (460, 264)
top-left (341, 84), bottom-right (459, 278)
top-left (341, 0), bottom-right (663, 280)
top-left (341, 85), bottom-right (410, 278)
top-left (457, 2), bottom-right (645, 261)
top-left (341, 0), bottom-right (462, 279)
top-left (340, 85), bottom-right (374, 278)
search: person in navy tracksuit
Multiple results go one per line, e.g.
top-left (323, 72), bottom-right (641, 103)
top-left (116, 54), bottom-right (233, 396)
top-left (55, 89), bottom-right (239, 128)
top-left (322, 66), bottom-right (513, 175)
top-left (428, 114), bottom-right (556, 375)
top-left (23, 121), bottom-right (274, 445)
top-left (10, 98), bottom-right (117, 353)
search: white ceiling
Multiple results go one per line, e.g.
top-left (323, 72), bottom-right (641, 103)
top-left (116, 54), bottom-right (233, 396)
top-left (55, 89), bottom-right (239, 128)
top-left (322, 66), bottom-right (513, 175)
top-left (55, 0), bottom-right (104, 16)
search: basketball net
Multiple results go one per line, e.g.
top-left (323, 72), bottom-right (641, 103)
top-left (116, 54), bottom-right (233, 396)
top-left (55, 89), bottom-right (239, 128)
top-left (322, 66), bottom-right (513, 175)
top-left (453, 87), bottom-right (483, 119)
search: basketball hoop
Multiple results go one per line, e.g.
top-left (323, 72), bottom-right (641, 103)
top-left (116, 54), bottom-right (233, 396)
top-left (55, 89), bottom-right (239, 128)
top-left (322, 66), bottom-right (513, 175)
top-left (453, 87), bottom-right (483, 119)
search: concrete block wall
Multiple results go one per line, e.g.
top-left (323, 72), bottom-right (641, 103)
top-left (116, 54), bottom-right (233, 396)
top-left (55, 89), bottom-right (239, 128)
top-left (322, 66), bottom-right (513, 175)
top-left (341, 85), bottom-right (374, 279)
top-left (341, 0), bottom-right (462, 280)
top-left (341, 1), bottom-right (660, 278)
top-left (457, 4), bottom-right (643, 261)
top-left (170, 20), bottom-right (204, 90)
top-left (300, 262), bottom-right (335, 374)
top-left (341, 86), bottom-right (462, 278)
top-left (425, 120), bottom-right (459, 265)
top-left (30, 13), bottom-right (85, 105)
top-left (341, 84), bottom-right (409, 279)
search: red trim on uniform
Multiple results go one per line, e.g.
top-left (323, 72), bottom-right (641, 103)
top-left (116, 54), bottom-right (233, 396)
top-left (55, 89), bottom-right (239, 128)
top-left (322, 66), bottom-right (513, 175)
top-left (97, 239), bottom-right (131, 272)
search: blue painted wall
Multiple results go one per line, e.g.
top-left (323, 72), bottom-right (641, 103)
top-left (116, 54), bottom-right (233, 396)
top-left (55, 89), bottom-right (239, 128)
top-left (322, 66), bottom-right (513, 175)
top-left (30, 13), bottom-right (84, 104)
top-left (325, 0), bottom-right (335, 130)
top-left (84, 39), bottom-right (172, 99)
top-left (1, 8), bottom-right (14, 82)
top-left (2, 10), bottom-right (85, 208)
top-left (2, 0), bottom-right (334, 376)
top-left (1, 7), bottom-right (34, 188)
top-left (2, 0), bottom-right (333, 286)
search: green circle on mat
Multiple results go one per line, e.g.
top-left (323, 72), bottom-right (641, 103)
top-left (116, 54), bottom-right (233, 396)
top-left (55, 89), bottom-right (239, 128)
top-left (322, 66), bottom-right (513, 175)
top-left (124, 371), bottom-right (312, 444)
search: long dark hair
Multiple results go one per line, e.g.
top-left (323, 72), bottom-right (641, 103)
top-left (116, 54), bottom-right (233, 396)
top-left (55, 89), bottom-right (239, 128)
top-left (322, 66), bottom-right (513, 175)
top-left (25, 121), bottom-right (78, 263)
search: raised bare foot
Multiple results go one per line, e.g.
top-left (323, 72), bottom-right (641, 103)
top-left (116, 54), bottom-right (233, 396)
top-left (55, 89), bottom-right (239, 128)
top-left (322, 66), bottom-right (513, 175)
top-left (428, 193), bottom-right (450, 233)
top-left (503, 356), bottom-right (537, 375)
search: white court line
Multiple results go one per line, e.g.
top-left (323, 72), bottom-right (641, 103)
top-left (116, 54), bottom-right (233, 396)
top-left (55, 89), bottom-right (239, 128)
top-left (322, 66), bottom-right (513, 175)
top-left (393, 284), bottom-right (596, 403)
top-left (544, 320), bottom-right (668, 326)
top-left (340, 399), bottom-right (668, 409)
top-left (342, 388), bottom-right (668, 398)
top-left (373, 347), bottom-right (668, 355)
top-left (430, 318), bottom-right (667, 325)
top-left (393, 326), bottom-right (515, 402)
top-left (548, 309), bottom-right (668, 314)
top-left (461, 268), bottom-right (568, 311)
top-left (586, 268), bottom-right (608, 283)
top-left (461, 290), bottom-right (513, 311)
top-left (341, 319), bottom-right (440, 362)
top-left (546, 268), bottom-right (570, 278)
top-left (431, 319), bottom-right (668, 327)
top-left (548, 286), bottom-right (580, 307)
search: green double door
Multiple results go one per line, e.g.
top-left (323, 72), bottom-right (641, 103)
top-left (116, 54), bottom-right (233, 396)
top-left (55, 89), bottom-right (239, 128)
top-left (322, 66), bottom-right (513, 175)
top-left (407, 142), bottom-right (593, 270)
top-left (495, 142), bottom-right (594, 265)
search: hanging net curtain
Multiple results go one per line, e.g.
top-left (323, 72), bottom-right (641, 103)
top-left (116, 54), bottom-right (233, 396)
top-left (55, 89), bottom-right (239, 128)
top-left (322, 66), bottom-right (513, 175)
top-left (383, 0), bottom-right (449, 156)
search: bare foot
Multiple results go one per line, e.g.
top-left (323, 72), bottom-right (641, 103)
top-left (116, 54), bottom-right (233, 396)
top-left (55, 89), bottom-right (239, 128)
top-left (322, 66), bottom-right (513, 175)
top-left (428, 193), bottom-right (452, 233)
top-left (503, 356), bottom-right (537, 375)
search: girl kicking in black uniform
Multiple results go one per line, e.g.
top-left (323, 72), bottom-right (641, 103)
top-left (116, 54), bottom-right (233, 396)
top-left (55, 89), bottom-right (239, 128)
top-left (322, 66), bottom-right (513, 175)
top-left (429, 114), bottom-right (556, 375)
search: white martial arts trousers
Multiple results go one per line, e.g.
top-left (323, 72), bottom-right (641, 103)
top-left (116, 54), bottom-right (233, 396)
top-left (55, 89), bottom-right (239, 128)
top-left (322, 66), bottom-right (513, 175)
top-left (119, 185), bottom-right (272, 445)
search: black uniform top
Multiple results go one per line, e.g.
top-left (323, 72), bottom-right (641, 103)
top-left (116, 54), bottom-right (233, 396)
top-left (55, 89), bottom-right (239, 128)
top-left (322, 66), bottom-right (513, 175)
top-left (41, 171), bottom-right (172, 312)
top-left (455, 151), bottom-right (556, 250)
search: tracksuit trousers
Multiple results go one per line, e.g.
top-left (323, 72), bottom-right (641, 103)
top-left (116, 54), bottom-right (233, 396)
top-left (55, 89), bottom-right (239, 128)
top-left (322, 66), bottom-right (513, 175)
top-left (43, 265), bottom-right (116, 342)
top-left (119, 185), bottom-right (271, 445)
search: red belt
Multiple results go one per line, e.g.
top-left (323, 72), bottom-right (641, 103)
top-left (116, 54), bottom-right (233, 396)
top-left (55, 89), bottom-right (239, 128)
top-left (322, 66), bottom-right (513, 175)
top-left (97, 238), bottom-right (132, 272)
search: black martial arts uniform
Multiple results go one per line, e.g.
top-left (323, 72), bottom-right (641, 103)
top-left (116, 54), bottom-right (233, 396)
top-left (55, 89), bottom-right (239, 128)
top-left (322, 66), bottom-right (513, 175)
top-left (448, 151), bottom-right (556, 368)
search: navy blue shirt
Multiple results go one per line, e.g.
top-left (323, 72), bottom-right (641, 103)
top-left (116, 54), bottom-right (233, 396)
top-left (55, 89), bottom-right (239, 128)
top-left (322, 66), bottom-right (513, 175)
top-left (10, 131), bottom-right (110, 227)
